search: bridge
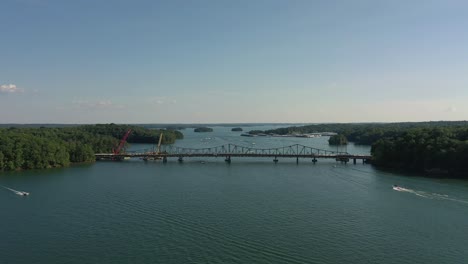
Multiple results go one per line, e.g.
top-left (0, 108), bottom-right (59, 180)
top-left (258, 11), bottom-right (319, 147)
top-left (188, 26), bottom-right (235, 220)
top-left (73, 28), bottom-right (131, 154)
top-left (95, 143), bottom-right (372, 164)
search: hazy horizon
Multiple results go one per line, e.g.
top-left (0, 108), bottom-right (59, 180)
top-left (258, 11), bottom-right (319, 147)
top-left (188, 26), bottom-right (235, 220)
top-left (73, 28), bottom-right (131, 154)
top-left (1, 120), bottom-right (468, 127)
top-left (2, 0), bottom-right (468, 123)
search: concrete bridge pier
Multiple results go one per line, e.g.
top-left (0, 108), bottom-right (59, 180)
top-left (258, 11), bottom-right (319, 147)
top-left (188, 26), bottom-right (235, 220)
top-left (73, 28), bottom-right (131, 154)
top-left (296, 156), bottom-right (299, 164)
top-left (178, 157), bottom-right (183, 163)
top-left (312, 158), bottom-right (317, 164)
top-left (353, 158), bottom-right (356, 165)
top-left (225, 156), bottom-right (231, 163)
top-left (163, 157), bottom-right (167, 163)
top-left (273, 157), bottom-right (278, 163)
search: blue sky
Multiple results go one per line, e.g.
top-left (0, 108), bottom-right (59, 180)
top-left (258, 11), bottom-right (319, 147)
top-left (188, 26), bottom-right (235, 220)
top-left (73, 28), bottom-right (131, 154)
top-left (1, 0), bottom-right (468, 123)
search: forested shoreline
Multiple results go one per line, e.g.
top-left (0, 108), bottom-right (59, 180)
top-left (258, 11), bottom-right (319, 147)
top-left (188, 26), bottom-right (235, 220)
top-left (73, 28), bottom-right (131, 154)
top-left (261, 121), bottom-right (468, 178)
top-left (4, 121), bottom-right (468, 178)
top-left (261, 121), bottom-right (468, 145)
top-left (0, 124), bottom-right (183, 171)
top-left (371, 127), bottom-right (468, 178)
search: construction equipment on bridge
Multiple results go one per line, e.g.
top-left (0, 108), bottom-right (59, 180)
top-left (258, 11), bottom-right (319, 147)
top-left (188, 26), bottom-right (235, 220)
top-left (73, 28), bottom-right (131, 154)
top-left (157, 133), bottom-right (163, 154)
top-left (113, 129), bottom-right (132, 155)
top-left (97, 143), bottom-right (372, 164)
top-left (143, 133), bottom-right (164, 161)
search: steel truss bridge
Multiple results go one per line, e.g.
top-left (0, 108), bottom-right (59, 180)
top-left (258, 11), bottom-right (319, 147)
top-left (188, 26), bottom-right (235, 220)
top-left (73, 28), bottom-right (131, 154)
top-left (95, 143), bottom-right (372, 164)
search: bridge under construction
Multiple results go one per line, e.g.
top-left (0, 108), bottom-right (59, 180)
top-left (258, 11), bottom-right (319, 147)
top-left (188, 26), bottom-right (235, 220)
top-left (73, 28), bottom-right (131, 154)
top-left (95, 143), bottom-right (372, 164)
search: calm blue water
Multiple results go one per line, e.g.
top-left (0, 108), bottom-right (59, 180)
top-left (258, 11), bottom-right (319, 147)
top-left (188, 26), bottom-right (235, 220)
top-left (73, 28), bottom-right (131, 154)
top-left (1, 126), bottom-right (468, 263)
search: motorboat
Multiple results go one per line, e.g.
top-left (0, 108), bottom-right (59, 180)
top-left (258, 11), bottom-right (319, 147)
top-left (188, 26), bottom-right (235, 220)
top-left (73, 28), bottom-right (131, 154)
top-left (392, 185), bottom-right (405, 191)
top-left (2, 185), bottom-right (30, 196)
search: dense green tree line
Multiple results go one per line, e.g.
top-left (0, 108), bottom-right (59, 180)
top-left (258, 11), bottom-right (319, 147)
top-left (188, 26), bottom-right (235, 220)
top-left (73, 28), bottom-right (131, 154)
top-left (194, 127), bottom-right (213, 132)
top-left (262, 121), bottom-right (468, 145)
top-left (79, 124), bottom-right (183, 144)
top-left (248, 130), bottom-right (264, 135)
top-left (0, 124), bottom-right (184, 171)
top-left (371, 127), bottom-right (468, 178)
top-left (0, 127), bottom-right (115, 171)
top-left (260, 121), bottom-right (468, 177)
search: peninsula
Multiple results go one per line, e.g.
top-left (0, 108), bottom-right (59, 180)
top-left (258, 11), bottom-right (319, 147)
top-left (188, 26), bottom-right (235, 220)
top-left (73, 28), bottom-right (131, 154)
top-left (260, 121), bottom-right (468, 178)
top-left (0, 124), bottom-right (183, 171)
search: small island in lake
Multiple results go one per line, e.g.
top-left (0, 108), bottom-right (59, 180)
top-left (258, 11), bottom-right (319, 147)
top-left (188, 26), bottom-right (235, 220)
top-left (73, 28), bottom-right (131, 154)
top-left (231, 127), bottom-right (243, 131)
top-left (194, 127), bottom-right (213, 132)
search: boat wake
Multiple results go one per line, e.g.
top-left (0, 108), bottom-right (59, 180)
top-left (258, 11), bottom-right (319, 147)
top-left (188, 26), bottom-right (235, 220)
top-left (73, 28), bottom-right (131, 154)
top-left (1, 185), bottom-right (30, 196)
top-left (393, 185), bottom-right (468, 204)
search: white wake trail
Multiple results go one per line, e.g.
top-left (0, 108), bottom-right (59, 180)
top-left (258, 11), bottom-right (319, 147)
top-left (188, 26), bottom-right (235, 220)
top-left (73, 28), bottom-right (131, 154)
top-left (1, 185), bottom-right (29, 196)
top-left (393, 186), bottom-right (468, 204)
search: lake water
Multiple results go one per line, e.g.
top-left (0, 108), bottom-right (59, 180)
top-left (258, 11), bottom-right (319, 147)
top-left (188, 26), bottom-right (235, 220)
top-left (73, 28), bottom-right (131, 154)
top-left (1, 125), bottom-right (468, 263)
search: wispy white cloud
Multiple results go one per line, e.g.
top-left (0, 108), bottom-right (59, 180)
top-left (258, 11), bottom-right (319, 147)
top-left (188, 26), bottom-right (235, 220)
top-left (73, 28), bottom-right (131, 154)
top-left (445, 106), bottom-right (457, 113)
top-left (0, 84), bottom-right (24, 94)
top-left (148, 96), bottom-right (177, 105)
top-left (72, 100), bottom-right (125, 109)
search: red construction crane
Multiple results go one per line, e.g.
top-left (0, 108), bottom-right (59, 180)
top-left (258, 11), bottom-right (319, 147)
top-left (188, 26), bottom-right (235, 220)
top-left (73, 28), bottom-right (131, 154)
top-left (113, 129), bottom-right (132, 155)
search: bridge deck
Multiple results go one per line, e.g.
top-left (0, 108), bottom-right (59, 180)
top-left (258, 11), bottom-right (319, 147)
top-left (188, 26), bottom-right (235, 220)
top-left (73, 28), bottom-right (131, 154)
top-left (95, 143), bottom-right (372, 162)
top-left (95, 153), bottom-right (372, 160)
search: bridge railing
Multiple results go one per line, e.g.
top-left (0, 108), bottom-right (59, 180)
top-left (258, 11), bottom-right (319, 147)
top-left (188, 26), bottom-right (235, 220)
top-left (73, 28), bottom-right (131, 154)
top-left (151, 143), bottom-right (348, 156)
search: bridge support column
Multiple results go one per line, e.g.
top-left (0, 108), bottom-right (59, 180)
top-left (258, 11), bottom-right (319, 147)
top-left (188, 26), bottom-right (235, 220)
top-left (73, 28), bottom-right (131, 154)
top-left (163, 157), bottom-right (167, 163)
top-left (296, 156), bottom-right (299, 164)
top-left (225, 156), bottom-right (231, 163)
top-left (353, 158), bottom-right (356, 165)
top-left (273, 157), bottom-right (278, 163)
top-left (312, 158), bottom-right (317, 164)
top-left (178, 157), bottom-right (183, 163)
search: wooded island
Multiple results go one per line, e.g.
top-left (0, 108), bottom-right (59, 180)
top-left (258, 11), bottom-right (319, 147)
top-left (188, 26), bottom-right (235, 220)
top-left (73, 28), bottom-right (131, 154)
top-left (194, 127), bottom-right (213, 132)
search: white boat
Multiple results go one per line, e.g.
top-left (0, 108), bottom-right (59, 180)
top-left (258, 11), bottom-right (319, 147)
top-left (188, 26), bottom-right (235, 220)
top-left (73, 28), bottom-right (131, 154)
top-left (392, 185), bottom-right (406, 191)
top-left (2, 186), bottom-right (30, 196)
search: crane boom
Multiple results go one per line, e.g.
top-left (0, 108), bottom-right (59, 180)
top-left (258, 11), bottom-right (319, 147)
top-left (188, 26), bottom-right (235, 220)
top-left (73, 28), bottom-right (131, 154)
top-left (157, 133), bottom-right (163, 153)
top-left (113, 129), bottom-right (132, 155)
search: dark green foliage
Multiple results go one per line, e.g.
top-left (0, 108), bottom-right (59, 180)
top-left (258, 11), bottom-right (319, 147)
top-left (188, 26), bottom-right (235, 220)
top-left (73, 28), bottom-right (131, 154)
top-left (248, 130), bottom-right (263, 135)
top-left (231, 127), bottom-right (243, 131)
top-left (79, 124), bottom-right (183, 144)
top-left (371, 127), bottom-right (468, 178)
top-left (194, 127), bottom-right (213, 132)
top-left (329, 134), bottom-right (348, 145)
top-left (0, 124), bottom-right (184, 171)
top-left (263, 121), bottom-right (468, 145)
top-left (261, 121), bottom-right (468, 178)
top-left (0, 130), bottom-right (75, 170)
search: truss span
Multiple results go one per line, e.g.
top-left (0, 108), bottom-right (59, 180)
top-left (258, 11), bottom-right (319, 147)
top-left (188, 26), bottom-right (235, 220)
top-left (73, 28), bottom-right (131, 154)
top-left (95, 143), bottom-right (373, 163)
top-left (154, 143), bottom-right (347, 156)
